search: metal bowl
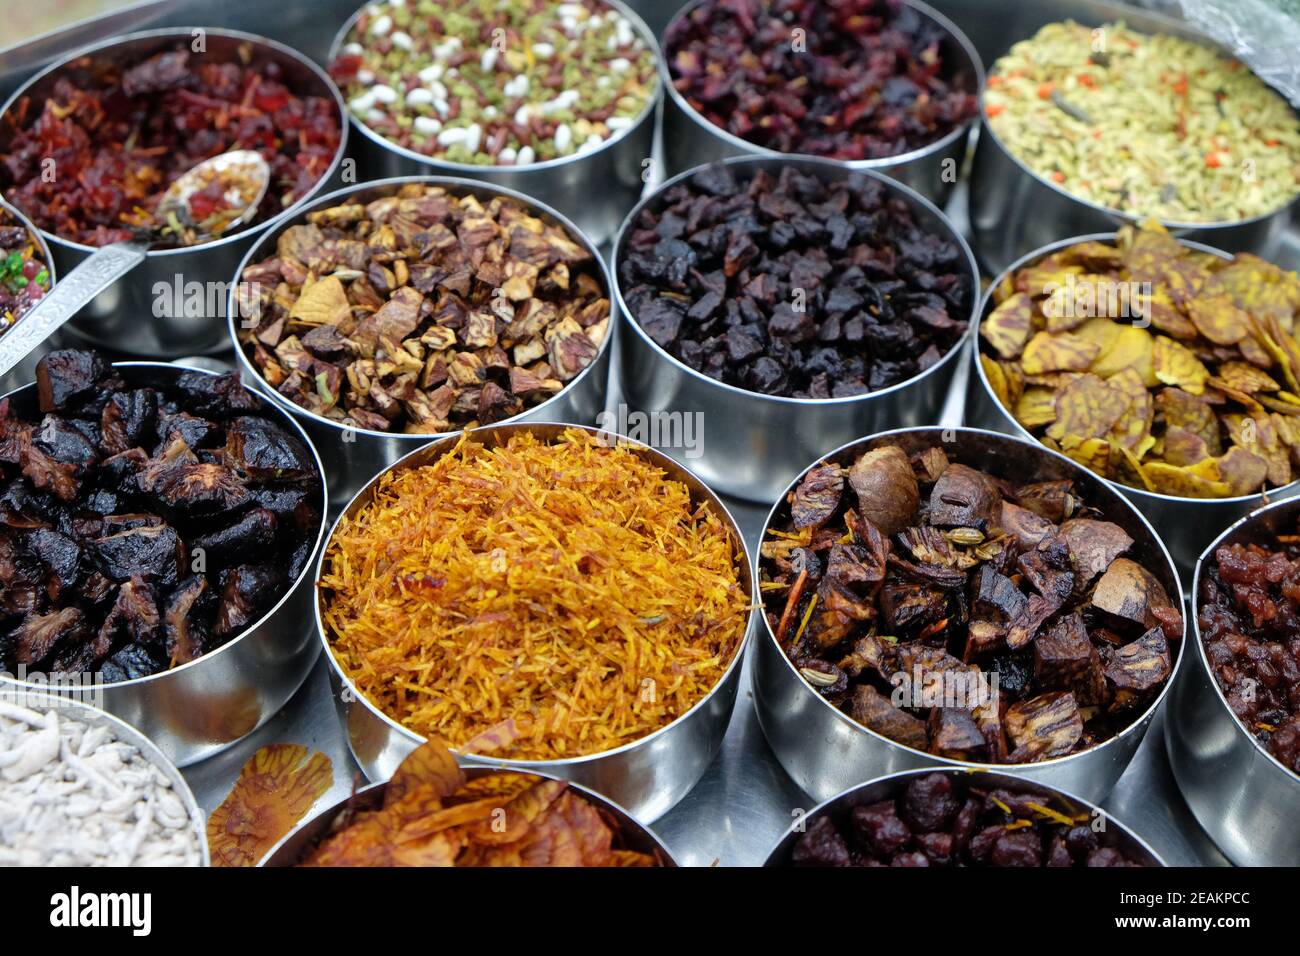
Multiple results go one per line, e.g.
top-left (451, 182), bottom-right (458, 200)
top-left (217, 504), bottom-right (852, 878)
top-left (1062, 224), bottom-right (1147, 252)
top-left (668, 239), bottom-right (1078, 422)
top-left (326, 0), bottom-right (660, 246)
top-left (259, 764), bottom-right (678, 866)
top-left (0, 361), bottom-right (329, 767)
top-left (761, 767), bottom-right (1166, 866)
top-left (0, 28), bottom-right (349, 357)
top-left (1166, 494), bottom-right (1300, 866)
top-left (314, 421), bottom-right (756, 823)
top-left (227, 175), bottom-right (612, 507)
top-left (0, 686), bottom-right (209, 865)
top-left (964, 231), bottom-right (1300, 582)
top-left (623, 0), bottom-right (683, 41)
top-left (612, 154), bottom-right (980, 504)
top-left (969, 11), bottom-right (1300, 276)
top-left (659, 0), bottom-right (984, 207)
top-left (0, 197), bottom-right (58, 395)
top-left (751, 426), bottom-right (1186, 805)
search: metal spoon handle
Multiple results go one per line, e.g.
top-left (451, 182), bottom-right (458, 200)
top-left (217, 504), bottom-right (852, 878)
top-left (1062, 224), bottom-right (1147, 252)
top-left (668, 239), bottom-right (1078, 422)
top-left (0, 240), bottom-right (149, 380)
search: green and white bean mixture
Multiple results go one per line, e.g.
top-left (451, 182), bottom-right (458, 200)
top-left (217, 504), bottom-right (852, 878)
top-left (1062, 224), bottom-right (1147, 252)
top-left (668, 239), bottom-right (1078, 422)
top-left (330, 0), bottom-right (657, 166)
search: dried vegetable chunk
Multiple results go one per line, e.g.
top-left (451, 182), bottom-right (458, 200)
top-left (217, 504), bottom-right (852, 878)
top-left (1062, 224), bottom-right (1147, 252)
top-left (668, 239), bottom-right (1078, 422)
top-left (760, 441), bottom-right (1182, 764)
top-left (789, 772), bottom-right (1151, 867)
top-left (237, 184), bottom-right (609, 433)
top-left (985, 20), bottom-right (1300, 224)
top-left (979, 223), bottom-right (1300, 499)
top-left (207, 744), bottom-right (333, 867)
top-left (298, 740), bottom-right (661, 867)
top-left (0, 45), bottom-right (341, 247)
top-left (1199, 531), bottom-right (1300, 776)
top-left (665, 0), bottom-right (977, 161)
top-left (319, 429), bottom-right (749, 760)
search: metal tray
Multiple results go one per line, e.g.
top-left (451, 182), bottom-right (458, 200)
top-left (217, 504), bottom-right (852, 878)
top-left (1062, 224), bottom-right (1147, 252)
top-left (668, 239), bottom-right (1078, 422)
top-left (0, 0), bottom-right (1263, 867)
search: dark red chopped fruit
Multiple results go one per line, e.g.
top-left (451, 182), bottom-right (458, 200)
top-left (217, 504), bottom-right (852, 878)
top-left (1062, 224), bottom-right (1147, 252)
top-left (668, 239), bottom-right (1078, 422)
top-left (0, 350), bottom-right (323, 683)
top-left (1199, 535), bottom-right (1300, 775)
top-left (619, 163), bottom-right (970, 399)
top-left (0, 45), bottom-right (341, 248)
top-left (787, 773), bottom-right (1149, 867)
top-left (665, 0), bottom-right (977, 161)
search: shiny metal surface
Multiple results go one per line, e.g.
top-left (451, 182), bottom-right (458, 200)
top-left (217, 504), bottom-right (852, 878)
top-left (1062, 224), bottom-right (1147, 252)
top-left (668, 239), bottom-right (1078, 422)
top-left (761, 767), bottom-right (1167, 865)
top-left (258, 765), bottom-right (678, 866)
top-left (226, 175), bottom-right (612, 506)
top-left (0, 197), bottom-right (58, 395)
top-left (613, 154), bottom-right (980, 504)
top-left (313, 421), bottom-right (756, 823)
top-left (1, 687), bottom-right (209, 865)
top-left (0, 28), bottom-right (349, 357)
top-left (658, 0), bottom-right (984, 207)
top-left (964, 231), bottom-right (1300, 582)
top-left (967, 4), bottom-right (1298, 276)
top-left (1166, 495), bottom-right (1300, 867)
top-left (325, 0), bottom-right (660, 247)
top-left (751, 426), bottom-right (1186, 805)
top-left (623, 0), bottom-right (683, 40)
top-left (0, 362), bottom-right (329, 768)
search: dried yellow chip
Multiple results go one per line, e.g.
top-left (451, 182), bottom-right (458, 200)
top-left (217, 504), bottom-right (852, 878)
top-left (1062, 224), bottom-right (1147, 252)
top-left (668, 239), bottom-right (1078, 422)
top-left (982, 292), bottom-right (1036, 359)
top-left (1153, 336), bottom-right (1210, 395)
top-left (1047, 374), bottom-right (1128, 444)
top-left (1162, 426), bottom-right (1211, 466)
top-left (1215, 446), bottom-right (1270, 497)
top-left (1143, 460), bottom-right (1231, 498)
top-left (1091, 325), bottom-right (1156, 386)
top-left (1022, 331), bottom-right (1101, 375)
top-left (1187, 291), bottom-right (1250, 346)
top-left (1015, 387), bottom-right (1058, 429)
top-left (1061, 436), bottom-right (1113, 476)
top-left (1216, 361), bottom-right (1280, 394)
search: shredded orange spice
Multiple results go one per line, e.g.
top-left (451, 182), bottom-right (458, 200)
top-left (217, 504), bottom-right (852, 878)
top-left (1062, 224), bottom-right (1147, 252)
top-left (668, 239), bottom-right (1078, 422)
top-left (318, 429), bottom-right (749, 760)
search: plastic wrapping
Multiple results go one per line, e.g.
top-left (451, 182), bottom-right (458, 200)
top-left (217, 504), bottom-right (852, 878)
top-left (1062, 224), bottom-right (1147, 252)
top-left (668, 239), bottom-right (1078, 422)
top-left (1176, 0), bottom-right (1300, 107)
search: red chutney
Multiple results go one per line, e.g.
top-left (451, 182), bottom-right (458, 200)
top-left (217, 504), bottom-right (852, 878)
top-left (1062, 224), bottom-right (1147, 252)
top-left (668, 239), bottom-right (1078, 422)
top-left (0, 45), bottom-right (341, 248)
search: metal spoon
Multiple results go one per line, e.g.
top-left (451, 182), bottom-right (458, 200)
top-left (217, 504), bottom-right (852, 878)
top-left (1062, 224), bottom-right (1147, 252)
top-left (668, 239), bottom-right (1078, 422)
top-left (0, 149), bottom-right (270, 378)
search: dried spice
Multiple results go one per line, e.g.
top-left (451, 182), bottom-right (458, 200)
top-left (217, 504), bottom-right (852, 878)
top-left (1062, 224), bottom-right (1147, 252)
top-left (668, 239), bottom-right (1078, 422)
top-left (619, 162), bottom-right (972, 398)
top-left (329, 0), bottom-right (656, 165)
top-left (0, 45), bottom-right (341, 248)
top-left (1199, 532), bottom-right (1300, 775)
top-left (979, 223), bottom-right (1300, 499)
top-left (297, 740), bottom-right (661, 866)
top-left (0, 212), bottom-right (51, 328)
top-left (0, 350), bottom-right (324, 682)
top-left (760, 441), bottom-right (1182, 763)
top-left (985, 21), bottom-right (1300, 224)
top-left (207, 744), bottom-right (333, 867)
top-left (238, 184), bottom-right (608, 433)
top-left (665, 0), bottom-right (977, 160)
top-left (789, 772), bottom-right (1149, 866)
top-left (319, 429), bottom-right (749, 760)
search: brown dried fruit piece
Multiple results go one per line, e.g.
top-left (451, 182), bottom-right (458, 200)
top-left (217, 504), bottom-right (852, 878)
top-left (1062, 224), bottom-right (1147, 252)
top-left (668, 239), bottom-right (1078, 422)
top-left (848, 446), bottom-right (919, 536)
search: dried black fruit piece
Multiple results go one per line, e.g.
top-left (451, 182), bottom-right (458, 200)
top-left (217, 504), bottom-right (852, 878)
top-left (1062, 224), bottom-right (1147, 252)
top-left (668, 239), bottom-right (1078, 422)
top-left (36, 350), bottom-right (108, 412)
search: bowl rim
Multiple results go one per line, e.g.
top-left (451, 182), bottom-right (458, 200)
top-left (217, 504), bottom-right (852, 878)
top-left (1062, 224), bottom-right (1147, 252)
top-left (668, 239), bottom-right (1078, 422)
top-left (976, 20), bottom-right (1300, 231)
top-left (0, 359), bottom-right (330, 692)
top-left (610, 152), bottom-right (981, 408)
top-left (312, 419), bottom-right (757, 769)
top-left (0, 26), bottom-right (350, 257)
top-left (755, 423), bottom-right (1187, 773)
top-left (0, 685), bottom-right (210, 864)
top-left (970, 229), bottom-right (1300, 507)
top-left (759, 765), bottom-right (1168, 866)
top-left (325, 0), bottom-right (662, 174)
top-left (659, 0), bottom-right (986, 170)
top-left (1189, 493), bottom-right (1300, 786)
top-left (256, 764), bottom-right (680, 866)
top-left (226, 173), bottom-right (615, 440)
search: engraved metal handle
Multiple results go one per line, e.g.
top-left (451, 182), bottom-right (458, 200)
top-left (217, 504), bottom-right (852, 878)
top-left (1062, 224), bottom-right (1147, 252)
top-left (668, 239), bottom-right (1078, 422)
top-left (0, 240), bottom-right (149, 380)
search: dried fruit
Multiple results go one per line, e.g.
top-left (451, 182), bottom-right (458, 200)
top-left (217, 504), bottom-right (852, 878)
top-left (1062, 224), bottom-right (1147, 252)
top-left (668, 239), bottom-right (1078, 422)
top-left (0, 213), bottom-right (51, 329)
top-left (207, 745), bottom-right (333, 867)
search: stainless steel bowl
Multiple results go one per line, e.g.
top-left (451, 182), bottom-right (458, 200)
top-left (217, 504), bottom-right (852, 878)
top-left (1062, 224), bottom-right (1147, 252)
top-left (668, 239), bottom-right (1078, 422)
top-left (326, 0), bottom-right (660, 246)
top-left (964, 231), bottom-right (1300, 582)
top-left (1166, 494), bottom-right (1300, 867)
top-left (659, 0), bottom-right (984, 207)
top-left (623, 0), bottom-right (683, 41)
top-left (259, 764), bottom-right (678, 866)
top-left (761, 767), bottom-right (1166, 865)
top-left (227, 175), bottom-right (613, 507)
top-left (0, 361), bottom-right (329, 767)
top-left (0, 197), bottom-right (57, 394)
top-left (0, 687), bottom-right (209, 865)
top-left (0, 28), bottom-right (349, 357)
top-left (613, 154), bottom-right (980, 504)
top-left (751, 426), bottom-right (1186, 805)
top-left (969, 10), bottom-right (1300, 276)
top-left (314, 421), bottom-right (756, 823)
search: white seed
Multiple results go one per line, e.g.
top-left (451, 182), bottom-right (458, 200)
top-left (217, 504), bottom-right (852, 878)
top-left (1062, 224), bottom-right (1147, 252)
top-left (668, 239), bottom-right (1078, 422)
top-left (391, 30), bottom-right (413, 51)
top-left (371, 84), bottom-right (399, 104)
top-left (464, 123), bottom-right (483, 155)
top-left (532, 42), bottom-right (555, 59)
top-left (417, 63), bottom-right (444, 83)
top-left (414, 116), bottom-right (442, 136)
top-left (615, 19), bottom-right (634, 46)
top-left (349, 92), bottom-right (377, 113)
top-left (514, 104), bottom-right (532, 126)
top-left (437, 127), bottom-right (469, 146)
top-left (499, 146), bottom-right (518, 163)
top-left (554, 123), bottom-right (572, 153)
top-left (482, 105), bottom-right (498, 119)
top-left (342, 42), bottom-right (363, 56)
top-left (503, 74), bottom-right (529, 98)
top-left (370, 14), bottom-right (392, 36)
top-left (517, 145), bottom-right (536, 165)
top-left (357, 68), bottom-right (376, 85)
top-left (609, 57), bottom-right (631, 72)
top-left (405, 88), bottom-right (434, 108)
top-left (481, 48), bottom-right (498, 72)
top-left (606, 115), bottom-right (633, 131)
top-left (581, 134), bottom-right (604, 152)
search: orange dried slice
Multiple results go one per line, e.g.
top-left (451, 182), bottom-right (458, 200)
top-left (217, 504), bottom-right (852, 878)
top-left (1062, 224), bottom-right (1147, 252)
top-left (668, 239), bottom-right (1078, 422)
top-left (207, 744), bottom-right (333, 867)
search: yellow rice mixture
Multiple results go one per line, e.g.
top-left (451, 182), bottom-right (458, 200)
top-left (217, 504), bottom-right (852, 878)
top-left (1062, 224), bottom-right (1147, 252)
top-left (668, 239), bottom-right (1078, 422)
top-left (319, 429), bottom-right (749, 760)
top-left (985, 20), bottom-right (1300, 223)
